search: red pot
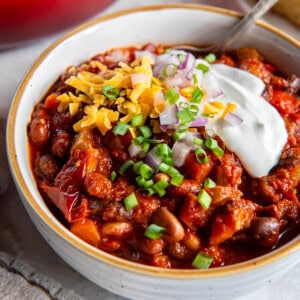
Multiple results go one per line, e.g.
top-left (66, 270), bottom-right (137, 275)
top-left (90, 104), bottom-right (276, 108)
top-left (0, 0), bottom-right (115, 47)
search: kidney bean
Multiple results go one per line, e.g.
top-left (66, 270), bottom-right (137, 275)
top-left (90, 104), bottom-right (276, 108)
top-left (101, 221), bottom-right (132, 237)
top-left (151, 207), bottom-right (185, 242)
top-left (251, 217), bottom-right (280, 247)
top-left (37, 154), bottom-right (59, 179)
top-left (84, 172), bottom-right (112, 199)
top-left (51, 131), bottom-right (72, 158)
top-left (29, 117), bottom-right (50, 146)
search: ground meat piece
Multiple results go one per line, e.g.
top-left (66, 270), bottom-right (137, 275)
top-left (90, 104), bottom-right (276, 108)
top-left (84, 172), bottom-right (112, 198)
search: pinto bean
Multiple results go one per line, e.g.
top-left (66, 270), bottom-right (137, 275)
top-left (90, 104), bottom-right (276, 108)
top-left (101, 221), bottom-right (132, 237)
top-left (168, 179), bottom-right (201, 197)
top-left (138, 237), bottom-right (164, 256)
top-left (151, 207), bottom-right (185, 242)
top-left (84, 172), bottom-right (112, 198)
top-left (37, 154), bottom-right (59, 179)
top-left (251, 217), bottom-right (280, 247)
top-left (182, 231), bottom-right (201, 251)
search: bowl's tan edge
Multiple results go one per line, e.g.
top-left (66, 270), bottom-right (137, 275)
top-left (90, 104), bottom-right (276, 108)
top-left (7, 4), bottom-right (300, 279)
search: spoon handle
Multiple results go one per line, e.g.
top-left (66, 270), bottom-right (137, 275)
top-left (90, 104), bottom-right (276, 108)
top-left (219, 0), bottom-right (279, 52)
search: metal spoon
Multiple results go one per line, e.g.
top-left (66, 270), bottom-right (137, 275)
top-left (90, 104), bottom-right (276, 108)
top-left (173, 0), bottom-right (278, 55)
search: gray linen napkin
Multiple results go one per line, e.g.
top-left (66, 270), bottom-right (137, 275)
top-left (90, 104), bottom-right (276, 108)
top-left (0, 252), bottom-right (83, 300)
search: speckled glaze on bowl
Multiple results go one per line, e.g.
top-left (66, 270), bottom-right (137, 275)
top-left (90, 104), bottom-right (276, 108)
top-left (6, 5), bottom-right (300, 300)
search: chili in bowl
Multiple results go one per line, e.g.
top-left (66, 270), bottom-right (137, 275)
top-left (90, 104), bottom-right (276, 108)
top-left (7, 5), bottom-right (300, 300)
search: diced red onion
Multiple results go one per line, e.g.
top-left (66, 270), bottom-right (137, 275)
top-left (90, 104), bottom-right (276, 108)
top-left (172, 141), bottom-right (192, 167)
top-left (224, 112), bottom-right (243, 127)
top-left (202, 72), bottom-right (224, 99)
top-left (135, 50), bottom-right (156, 61)
top-left (159, 104), bottom-right (178, 125)
top-left (128, 143), bottom-right (144, 158)
top-left (145, 147), bottom-right (162, 170)
top-left (131, 73), bottom-right (147, 86)
top-left (190, 116), bottom-right (208, 127)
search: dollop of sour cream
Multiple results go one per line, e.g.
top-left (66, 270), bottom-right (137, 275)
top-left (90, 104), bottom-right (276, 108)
top-left (209, 64), bottom-right (287, 178)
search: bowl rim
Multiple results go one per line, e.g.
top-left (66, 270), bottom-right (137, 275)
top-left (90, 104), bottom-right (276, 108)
top-left (7, 4), bottom-right (300, 279)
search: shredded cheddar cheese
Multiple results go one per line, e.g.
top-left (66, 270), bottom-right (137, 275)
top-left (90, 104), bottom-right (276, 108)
top-left (58, 55), bottom-right (163, 134)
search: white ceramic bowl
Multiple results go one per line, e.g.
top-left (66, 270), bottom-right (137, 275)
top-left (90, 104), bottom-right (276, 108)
top-left (6, 5), bottom-right (300, 300)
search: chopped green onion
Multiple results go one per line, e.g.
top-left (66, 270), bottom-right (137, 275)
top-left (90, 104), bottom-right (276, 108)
top-left (189, 104), bottom-right (200, 116)
top-left (142, 142), bottom-right (150, 153)
top-left (192, 252), bottom-right (213, 269)
top-left (162, 63), bottom-right (178, 77)
top-left (203, 178), bottom-right (216, 188)
top-left (136, 175), bottom-right (145, 187)
top-left (119, 160), bottom-right (134, 175)
top-left (145, 224), bottom-right (166, 240)
top-left (177, 53), bottom-right (186, 63)
top-left (102, 85), bottom-right (120, 99)
top-left (138, 126), bottom-right (152, 138)
top-left (144, 179), bottom-right (154, 188)
top-left (193, 137), bottom-right (203, 146)
top-left (124, 192), bottom-right (138, 211)
top-left (195, 148), bottom-right (208, 163)
top-left (190, 86), bottom-right (204, 103)
top-left (156, 143), bottom-right (172, 160)
top-left (165, 87), bottom-right (179, 104)
top-left (152, 178), bottom-right (169, 197)
top-left (201, 112), bottom-right (215, 118)
top-left (176, 108), bottom-right (195, 124)
top-left (170, 174), bottom-right (184, 187)
top-left (167, 166), bottom-right (179, 177)
top-left (132, 136), bottom-right (145, 145)
top-left (110, 170), bottom-right (117, 182)
top-left (139, 163), bottom-right (154, 179)
top-left (113, 122), bottom-right (130, 136)
top-left (205, 137), bottom-right (224, 157)
top-left (174, 129), bottom-right (188, 141)
top-left (204, 53), bottom-right (216, 64)
top-left (133, 161), bottom-right (143, 174)
top-left (196, 63), bottom-right (210, 73)
top-left (158, 162), bottom-right (170, 173)
top-left (131, 113), bottom-right (143, 127)
top-left (192, 73), bottom-right (198, 84)
top-left (145, 187), bottom-right (155, 195)
top-left (197, 189), bottom-right (212, 210)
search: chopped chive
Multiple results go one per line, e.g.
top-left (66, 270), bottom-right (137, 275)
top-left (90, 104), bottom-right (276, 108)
top-left (113, 121), bottom-right (130, 136)
top-left (165, 87), bottom-right (180, 104)
top-left (124, 192), bottom-right (138, 211)
top-left (192, 252), bottom-right (213, 269)
top-left (131, 113), bottom-right (143, 127)
top-left (197, 189), bottom-right (212, 210)
top-left (176, 108), bottom-right (195, 124)
top-left (138, 126), bottom-right (152, 138)
top-left (110, 170), bottom-right (117, 182)
top-left (203, 178), bottom-right (216, 188)
top-left (190, 86), bottom-right (204, 103)
top-left (119, 160), bottom-right (134, 175)
top-left (102, 85), bottom-right (120, 99)
top-left (145, 224), bottom-right (166, 240)
top-left (195, 148), bottom-right (208, 163)
top-left (204, 53), bottom-right (216, 64)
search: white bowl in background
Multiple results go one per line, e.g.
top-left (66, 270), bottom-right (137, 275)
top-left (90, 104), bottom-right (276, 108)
top-left (6, 4), bottom-right (300, 300)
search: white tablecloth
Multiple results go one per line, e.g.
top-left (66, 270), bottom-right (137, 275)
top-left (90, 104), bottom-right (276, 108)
top-left (1, 1), bottom-right (299, 299)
